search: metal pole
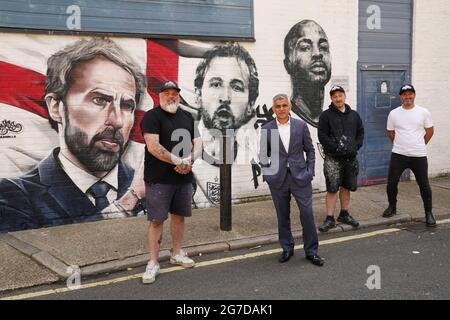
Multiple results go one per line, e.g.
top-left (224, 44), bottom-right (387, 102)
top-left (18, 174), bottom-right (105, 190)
top-left (220, 129), bottom-right (232, 231)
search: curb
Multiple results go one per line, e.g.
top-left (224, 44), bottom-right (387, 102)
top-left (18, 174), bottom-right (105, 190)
top-left (77, 213), bottom-right (413, 278)
top-left (1, 234), bottom-right (70, 280)
top-left (1, 213), bottom-right (414, 283)
top-left (337, 213), bottom-right (411, 232)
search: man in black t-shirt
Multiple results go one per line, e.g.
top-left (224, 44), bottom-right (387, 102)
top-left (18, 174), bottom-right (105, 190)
top-left (140, 81), bottom-right (202, 284)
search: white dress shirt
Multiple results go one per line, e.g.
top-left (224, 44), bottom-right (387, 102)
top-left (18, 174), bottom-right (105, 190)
top-left (276, 117), bottom-right (291, 154)
top-left (58, 151), bottom-right (118, 205)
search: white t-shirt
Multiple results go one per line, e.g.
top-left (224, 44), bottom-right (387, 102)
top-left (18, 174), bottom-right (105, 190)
top-left (387, 105), bottom-right (433, 157)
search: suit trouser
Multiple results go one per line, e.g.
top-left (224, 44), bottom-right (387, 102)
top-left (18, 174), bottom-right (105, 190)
top-left (387, 153), bottom-right (432, 213)
top-left (269, 171), bottom-right (319, 256)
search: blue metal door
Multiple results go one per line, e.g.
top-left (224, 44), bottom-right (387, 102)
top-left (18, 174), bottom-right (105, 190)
top-left (358, 67), bottom-right (409, 185)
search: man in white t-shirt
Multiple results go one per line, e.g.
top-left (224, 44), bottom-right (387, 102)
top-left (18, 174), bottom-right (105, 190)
top-left (383, 84), bottom-right (436, 226)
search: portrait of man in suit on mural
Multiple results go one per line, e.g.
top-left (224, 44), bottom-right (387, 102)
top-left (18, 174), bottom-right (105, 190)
top-left (284, 20), bottom-right (332, 127)
top-left (0, 38), bottom-right (147, 232)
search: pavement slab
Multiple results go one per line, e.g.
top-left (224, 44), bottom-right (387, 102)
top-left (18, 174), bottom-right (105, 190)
top-left (0, 240), bottom-right (59, 292)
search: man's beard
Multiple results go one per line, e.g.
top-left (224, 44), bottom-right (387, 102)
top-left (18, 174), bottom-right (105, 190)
top-left (402, 98), bottom-right (415, 106)
top-left (201, 103), bottom-right (254, 131)
top-left (64, 119), bottom-right (127, 173)
top-left (161, 102), bottom-right (179, 114)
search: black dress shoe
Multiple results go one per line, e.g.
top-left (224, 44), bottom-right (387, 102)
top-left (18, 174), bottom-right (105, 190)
top-left (318, 217), bottom-right (336, 232)
top-left (382, 205), bottom-right (397, 218)
top-left (425, 212), bottom-right (436, 227)
top-left (306, 255), bottom-right (324, 267)
top-left (337, 211), bottom-right (359, 227)
top-left (278, 250), bottom-right (294, 263)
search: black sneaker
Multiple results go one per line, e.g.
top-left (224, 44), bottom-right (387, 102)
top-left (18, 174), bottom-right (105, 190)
top-left (337, 210), bottom-right (360, 227)
top-left (382, 205), bottom-right (397, 218)
top-left (425, 212), bottom-right (436, 227)
top-left (319, 217), bottom-right (336, 232)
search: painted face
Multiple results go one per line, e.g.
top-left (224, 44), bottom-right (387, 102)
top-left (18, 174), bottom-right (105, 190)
top-left (272, 98), bottom-right (292, 123)
top-left (400, 91), bottom-right (416, 107)
top-left (159, 88), bottom-right (180, 114)
top-left (331, 91), bottom-right (346, 109)
top-left (199, 57), bottom-right (251, 130)
top-left (287, 22), bottom-right (331, 85)
top-left (62, 56), bottom-right (136, 173)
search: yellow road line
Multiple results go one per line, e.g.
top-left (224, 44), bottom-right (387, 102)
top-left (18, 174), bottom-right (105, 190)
top-left (437, 218), bottom-right (450, 225)
top-left (0, 227), bottom-right (405, 301)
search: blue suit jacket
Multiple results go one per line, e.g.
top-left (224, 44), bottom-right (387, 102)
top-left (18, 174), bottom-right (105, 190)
top-left (0, 148), bottom-right (136, 232)
top-left (259, 117), bottom-right (315, 189)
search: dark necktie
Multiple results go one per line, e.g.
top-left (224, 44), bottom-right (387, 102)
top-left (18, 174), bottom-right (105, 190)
top-left (88, 181), bottom-right (111, 211)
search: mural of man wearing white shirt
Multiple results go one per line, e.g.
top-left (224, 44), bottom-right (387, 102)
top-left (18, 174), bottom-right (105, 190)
top-left (0, 38), bottom-right (147, 232)
top-left (192, 43), bottom-right (260, 207)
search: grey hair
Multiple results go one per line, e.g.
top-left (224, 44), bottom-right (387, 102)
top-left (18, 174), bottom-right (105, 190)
top-left (45, 38), bottom-right (147, 131)
top-left (272, 93), bottom-right (289, 102)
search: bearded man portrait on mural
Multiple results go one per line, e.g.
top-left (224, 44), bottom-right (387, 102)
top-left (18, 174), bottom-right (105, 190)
top-left (0, 38), bottom-right (147, 232)
top-left (190, 42), bottom-right (261, 207)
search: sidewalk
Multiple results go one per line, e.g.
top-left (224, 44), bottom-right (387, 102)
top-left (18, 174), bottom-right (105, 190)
top-left (1, 176), bottom-right (450, 292)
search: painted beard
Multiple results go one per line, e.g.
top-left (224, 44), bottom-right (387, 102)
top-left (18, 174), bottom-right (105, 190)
top-left (161, 102), bottom-right (179, 114)
top-left (201, 104), bottom-right (253, 130)
top-left (64, 119), bottom-right (126, 173)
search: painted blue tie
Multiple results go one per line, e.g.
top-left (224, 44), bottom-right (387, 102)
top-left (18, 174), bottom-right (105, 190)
top-left (88, 181), bottom-right (111, 211)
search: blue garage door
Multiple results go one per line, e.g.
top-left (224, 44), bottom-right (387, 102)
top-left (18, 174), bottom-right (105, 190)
top-left (358, 0), bottom-right (413, 185)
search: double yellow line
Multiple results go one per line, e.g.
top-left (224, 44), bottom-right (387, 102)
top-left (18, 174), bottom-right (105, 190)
top-left (2, 220), bottom-right (449, 300)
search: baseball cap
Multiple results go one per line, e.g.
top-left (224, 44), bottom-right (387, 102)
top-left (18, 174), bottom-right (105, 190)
top-left (399, 84), bottom-right (415, 95)
top-left (159, 80), bottom-right (181, 93)
top-left (329, 85), bottom-right (345, 96)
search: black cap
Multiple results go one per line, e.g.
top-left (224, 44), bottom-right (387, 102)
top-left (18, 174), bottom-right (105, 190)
top-left (330, 85), bottom-right (345, 96)
top-left (399, 84), bottom-right (415, 95)
top-left (160, 80), bottom-right (181, 93)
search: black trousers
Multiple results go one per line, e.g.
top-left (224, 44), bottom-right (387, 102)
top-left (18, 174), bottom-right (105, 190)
top-left (386, 153), bottom-right (432, 213)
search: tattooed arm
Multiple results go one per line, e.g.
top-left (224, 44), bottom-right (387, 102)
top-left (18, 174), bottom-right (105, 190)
top-left (143, 133), bottom-right (183, 165)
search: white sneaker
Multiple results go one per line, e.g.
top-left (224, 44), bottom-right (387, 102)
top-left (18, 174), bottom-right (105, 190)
top-left (170, 249), bottom-right (195, 268)
top-left (142, 261), bottom-right (160, 284)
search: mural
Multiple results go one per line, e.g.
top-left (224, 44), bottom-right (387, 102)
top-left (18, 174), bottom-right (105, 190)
top-left (0, 19), bottom-right (334, 231)
top-left (0, 38), bottom-right (148, 232)
top-left (188, 43), bottom-right (262, 208)
top-left (284, 20), bottom-right (332, 127)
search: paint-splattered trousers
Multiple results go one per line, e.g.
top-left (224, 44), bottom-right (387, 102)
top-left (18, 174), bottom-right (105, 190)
top-left (323, 156), bottom-right (359, 193)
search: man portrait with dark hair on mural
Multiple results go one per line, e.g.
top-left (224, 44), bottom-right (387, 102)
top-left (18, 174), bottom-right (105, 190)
top-left (284, 20), bottom-right (332, 127)
top-left (0, 38), bottom-right (147, 232)
top-left (190, 42), bottom-right (261, 207)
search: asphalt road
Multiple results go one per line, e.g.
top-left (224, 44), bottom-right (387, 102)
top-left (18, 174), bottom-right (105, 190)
top-left (2, 221), bottom-right (449, 301)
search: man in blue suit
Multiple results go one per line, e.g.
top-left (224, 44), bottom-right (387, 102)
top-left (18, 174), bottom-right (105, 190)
top-left (0, 39), bottom-right (147, 232)
top-left (260, 94), bottom-right (324, 266)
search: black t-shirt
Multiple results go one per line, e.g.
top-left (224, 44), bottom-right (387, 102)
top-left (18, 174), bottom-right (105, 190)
top-left (140, 107), bottom-right (199, 184)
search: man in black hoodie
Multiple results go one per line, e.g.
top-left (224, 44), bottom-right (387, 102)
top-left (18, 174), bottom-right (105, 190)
top-left (317, 85), bottom-right (364, 232)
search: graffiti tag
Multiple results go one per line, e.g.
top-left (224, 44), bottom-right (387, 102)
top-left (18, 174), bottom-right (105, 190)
top-left (0, 120), bottom-right (23, 137)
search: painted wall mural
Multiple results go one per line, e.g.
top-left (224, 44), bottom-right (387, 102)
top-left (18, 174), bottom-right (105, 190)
top-left (284, 20), bottom-right (332, 127)
top-left (0, 20), bottom-right (336, 232)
